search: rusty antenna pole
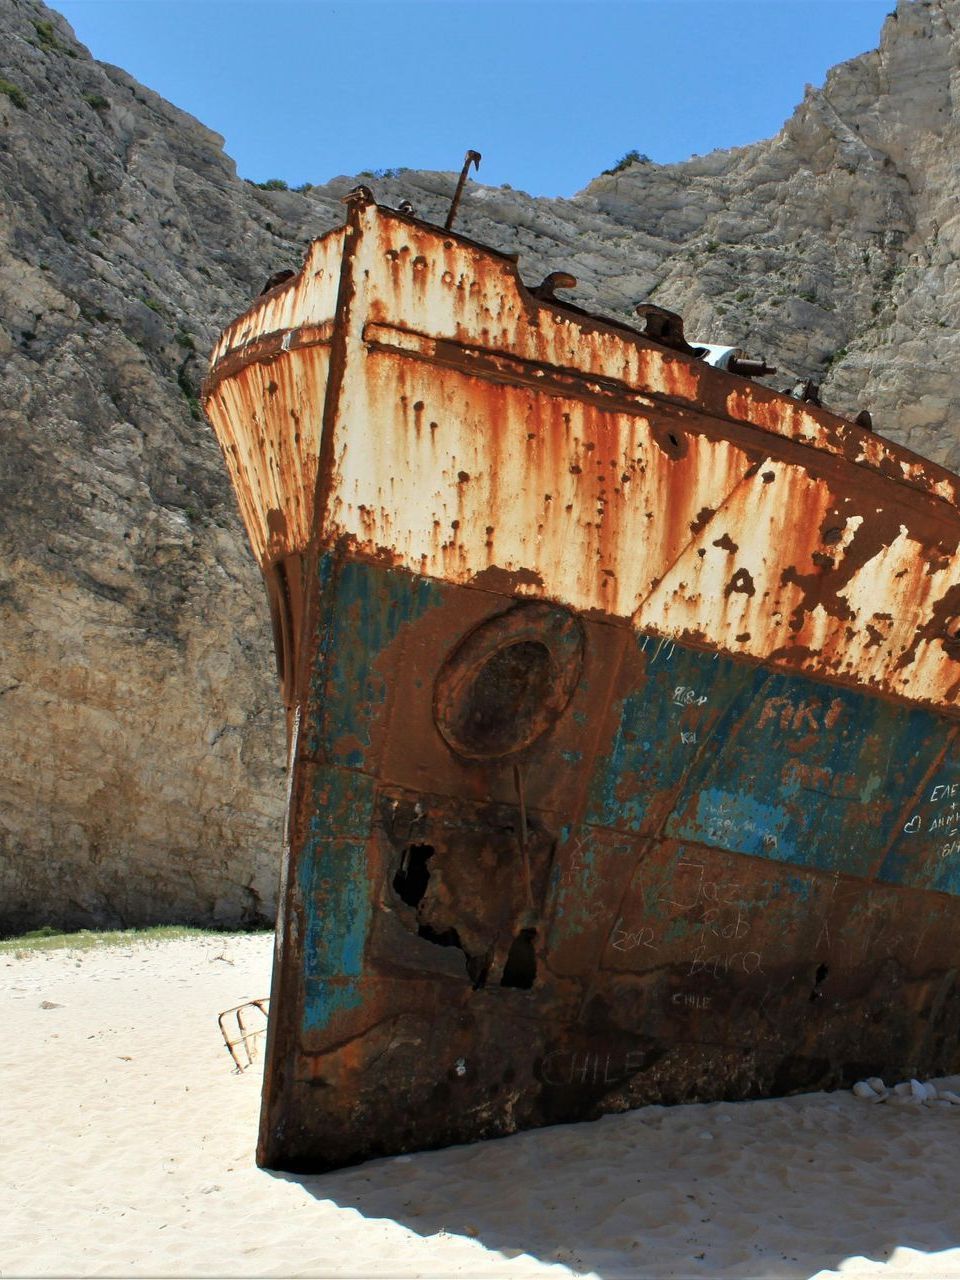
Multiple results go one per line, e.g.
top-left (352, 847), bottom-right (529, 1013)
top-left (445, 149), bottom-right (481, 231)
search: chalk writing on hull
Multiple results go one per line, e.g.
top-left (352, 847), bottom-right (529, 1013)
top-left (928, 807), bottom-right (960, 833)
top-left (689, 947), bottom-right (764, 977)
top-left (610, 924), bottom-right (658, 952)
top-left (672, 992), bottom-right (712, 1010)
top-left (539, 1049), bottom-right (648, 1087)
top-left (638, 635), bottom-right (676, 664)
top-left (699, 906), bottom-right (750, 940)
top-left (608, 857), bottom-right (767, 980)
top-left (662, 859), bottom-right (743, 911)
top-left (673, 686), bottom-right (708, 708)
top-left (899, 785), bottom-right (960, 858)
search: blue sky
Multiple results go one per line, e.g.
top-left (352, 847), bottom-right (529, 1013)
top-left (54, 0), bottom-right (894, 197)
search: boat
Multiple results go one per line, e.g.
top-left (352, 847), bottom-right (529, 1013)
top-left (203, 184), bottom-right (960, 1173)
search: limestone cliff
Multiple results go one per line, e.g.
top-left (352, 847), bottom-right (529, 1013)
top-left (1, 0), bottom-right (957, 929)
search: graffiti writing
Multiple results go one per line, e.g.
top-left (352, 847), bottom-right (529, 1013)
top-left (689, 946), bottom-right (763, 977)
top-left (609, 860), bottom-right (763, 980)
top-left (673, 685), bottom-right (708, 708)
top-left (672, 992), bottom-right (712, 1010)
top-left (610, 924), bottom-right (658, 952)
top-left (661, 859), bottom-right (743, 912)
top-left (539, 1049), bottom-right (647, 1087)
top-left (756, 695), bottom-right (843, 734)
top-left (705, 808), bottom-right (777, 850)
top-left (699, 906), bottom-right (750, 940)
top-left (930, 807), bottom-right (960, 835)
top-left (899, 797), bottom-right (960, 856)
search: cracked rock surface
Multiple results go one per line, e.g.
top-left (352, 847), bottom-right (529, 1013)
top-left (2, 0), bottom-right (959, 928)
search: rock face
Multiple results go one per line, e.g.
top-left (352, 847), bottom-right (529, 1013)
top-left (1, 0), bottom-right (959, 930)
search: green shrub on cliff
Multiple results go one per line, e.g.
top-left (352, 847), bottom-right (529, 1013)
top-left (0, 78), bottom-right (27, 109)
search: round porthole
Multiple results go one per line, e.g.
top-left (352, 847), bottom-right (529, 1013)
top-left (433, 602), bottom-right (585, 760)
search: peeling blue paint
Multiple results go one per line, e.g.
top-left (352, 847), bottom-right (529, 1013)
top-left (299, 835), bottom-right (370, 1032)
top-left (586, 632), bottom-right (765, 833)
top-left (306, 558), bottom-right (446, 762)
top-left (296, 559), bottom-right (447, 1033)
top-left (297, 761), bottom-right (375, 1034)
top-left (783, 875), bottom-right (814, 904)
top-left (577, 623), bottom-right (955, 891)
top-left (682, 785), bottom-right (792, 861)
top-left (307, 763), bottom-right (376, 838)
top-left (547, 826), bottom-right (637, 948)
top-left (666, 668), bottom-right (941, 880)
top-left (302, 977), bottom-right (364, 1032)
top-left (879, 729), bottom-right (960, 893)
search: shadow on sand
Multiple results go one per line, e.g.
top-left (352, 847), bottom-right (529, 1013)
top-left (274, 1088), bottom-right (960, 1278)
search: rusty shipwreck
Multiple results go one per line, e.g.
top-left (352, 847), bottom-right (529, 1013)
top-left (204, 186), bottom-right (960, 1172)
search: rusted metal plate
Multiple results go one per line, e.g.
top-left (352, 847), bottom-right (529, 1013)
top-left (203, 197), bottom-right (960, 1173)
top-left (204, 228), bottom-right (345, 567)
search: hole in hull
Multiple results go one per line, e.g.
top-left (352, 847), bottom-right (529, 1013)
top-left (501, 928), bottom-right (537, 989)
top-left (810, 961), bottom-right (830, 1002)
top-left (418, 923), bottom-right (461, 948)
top-left (394, 846), bottom-right (489, 986)
top-left (393, 844), bottom-right (434, 908)
top-left (417, 923), bottom-right (490, 989)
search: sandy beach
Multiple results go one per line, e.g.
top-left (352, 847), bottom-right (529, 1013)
top-left (4, 932), bottom-right (960, 1280)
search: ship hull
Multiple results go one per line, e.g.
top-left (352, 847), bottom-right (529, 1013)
top-left (254, 550), bottom-right (960, 1171)
top-left (203, 198), bottom-right (960, 1172)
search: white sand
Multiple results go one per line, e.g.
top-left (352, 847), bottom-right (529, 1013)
top-left (4, 934), bottom-right (960, 1279)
